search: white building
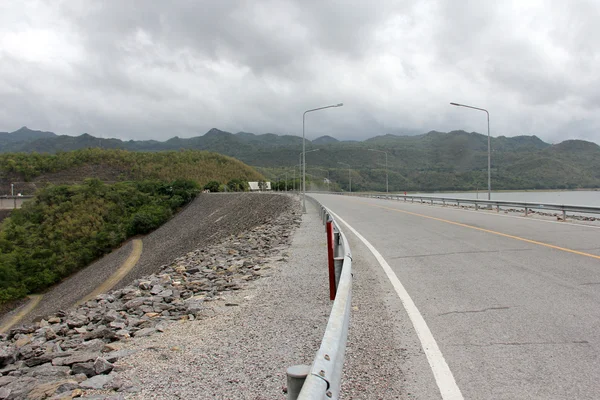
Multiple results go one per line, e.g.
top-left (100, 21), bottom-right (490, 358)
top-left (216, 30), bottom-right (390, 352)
top-left (248, 181), bottom-right (272, 191)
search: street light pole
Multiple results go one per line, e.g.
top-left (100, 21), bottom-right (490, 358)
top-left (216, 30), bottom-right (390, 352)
top-left (450, 102), bottom-right (491, 200)
top-left (338, 162), bottom-right (351, 193)
top-left (367, 149), bottom-right (388, 193)
top-left (303, 103), bottom-right (343, 212)
top-left (299, 149), bottom-right (320, 193)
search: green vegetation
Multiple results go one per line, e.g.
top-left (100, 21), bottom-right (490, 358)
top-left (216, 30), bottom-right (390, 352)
top-left (202, 179), bottom-right (249, 192)
top-left (203, 181), bottom-right (221, 193)
top-left (226, 179), bottom-right (249, 192)
top-left (0, 148), bottom-right (264, 194)
top-left (2, 127), bottom-right (600, 191)
top-left (256, 133), bottom-right (600, 192)
top-left (0, 148), bottom-right (265, 304)
top-left (0, 179), bottom-right (199, 304)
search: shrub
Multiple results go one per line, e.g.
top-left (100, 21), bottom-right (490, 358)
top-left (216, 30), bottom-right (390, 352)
top-left (129, 204), bottom-right (172, 235)
top-left (203, 181), bottom-right (220, 192)
top-left (227, 179), bottom-right (249, 192)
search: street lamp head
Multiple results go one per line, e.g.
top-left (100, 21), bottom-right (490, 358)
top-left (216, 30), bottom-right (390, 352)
top-left (300, 148), bottom-right (320, 156)
top-left (450, 102), bottom-right (462, 107)
top-left (336, 103), bottom-right (344, 107)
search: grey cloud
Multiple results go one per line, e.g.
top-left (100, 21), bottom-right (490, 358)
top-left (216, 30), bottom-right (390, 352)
top-left (1, 1), bottom-right (600, 144)
top-left (62, 1), bottom-right (309, 78)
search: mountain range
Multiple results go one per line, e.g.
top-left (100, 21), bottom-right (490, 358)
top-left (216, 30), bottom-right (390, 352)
top-left (1, 126), bottom-right (599, 191)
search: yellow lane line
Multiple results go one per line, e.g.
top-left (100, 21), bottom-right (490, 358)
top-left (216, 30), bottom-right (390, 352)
top-left (353, 198), bottom-right (600, 261)
top-left (0, 294), bottom-right (43, 334)
top-left (76, 239), bottom-right (143, 306)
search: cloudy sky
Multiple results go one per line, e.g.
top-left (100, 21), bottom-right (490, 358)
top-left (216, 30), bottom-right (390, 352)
top-left (1, 1), bottom-right (599, 144)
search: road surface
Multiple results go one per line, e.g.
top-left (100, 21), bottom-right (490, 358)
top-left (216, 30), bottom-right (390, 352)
top-left (312, 193), bottom-right (600, 400)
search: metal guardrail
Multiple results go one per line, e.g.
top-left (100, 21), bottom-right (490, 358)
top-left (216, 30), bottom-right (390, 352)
top-left (0, 195), bottom-right (34, 210)
top-left (287, 196), bottom-right (353, 400)
top-left (347, 193), bottom-right (600, 221)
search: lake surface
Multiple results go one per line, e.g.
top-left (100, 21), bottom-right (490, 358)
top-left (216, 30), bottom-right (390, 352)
top-left (409, 190), bottom-right (600, 207)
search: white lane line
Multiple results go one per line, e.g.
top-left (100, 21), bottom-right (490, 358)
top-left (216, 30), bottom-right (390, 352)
top-left (328, 209), bottom-right (464, 400)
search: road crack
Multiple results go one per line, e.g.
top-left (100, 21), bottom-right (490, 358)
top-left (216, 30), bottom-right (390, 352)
top-left (439, 306), bottom-right (510, 316)
top-left (450, 340), bottom-right (589, 347)
top-left (391, 249), bottom-right (531, 259)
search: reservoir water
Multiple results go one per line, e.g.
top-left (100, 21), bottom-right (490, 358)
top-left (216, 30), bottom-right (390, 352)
top-left (410, 190), bottom-right (600, 207)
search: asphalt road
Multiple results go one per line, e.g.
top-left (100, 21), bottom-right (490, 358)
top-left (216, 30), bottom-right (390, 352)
top-left (311, 193), bottom-right (600, 400)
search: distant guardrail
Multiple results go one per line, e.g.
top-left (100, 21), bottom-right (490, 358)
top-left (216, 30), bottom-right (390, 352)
top-left (345, 193), bottom-right (600, 221)
top-left (287, 196), bottom-right (353, 400)
top-left (0, 195), bottom-right (34, 210)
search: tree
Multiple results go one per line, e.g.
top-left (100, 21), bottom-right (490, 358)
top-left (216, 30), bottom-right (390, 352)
top-left (227, 179), bottom-right (249, 192)
top-left (203, 181), bottom-right (220, 192)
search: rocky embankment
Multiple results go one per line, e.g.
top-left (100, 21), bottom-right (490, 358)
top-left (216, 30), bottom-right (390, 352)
top-left (12, 193), bottom-right (296, 326)
top-left (0, 194), bottom-right (300, 400)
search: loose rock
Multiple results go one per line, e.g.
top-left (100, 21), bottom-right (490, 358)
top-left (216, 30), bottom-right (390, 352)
top-left (0, 194), bottom-right (300, 398)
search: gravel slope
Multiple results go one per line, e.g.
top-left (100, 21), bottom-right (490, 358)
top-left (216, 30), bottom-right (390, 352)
top-left (117, 193), bottom-right (295, 286)
top-left (115, 199), bottom-right (331, 399)
top-left (1, 193), bottom-right (293, 327)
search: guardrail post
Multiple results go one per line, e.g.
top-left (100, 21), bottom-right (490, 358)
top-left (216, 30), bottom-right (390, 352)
top-left (286, 365), bottom-right (310, 400)
top-left (475, 203), bottom-right (479, 211)
top-left (524, 207), bottom-right (528, 216)
top-left (497, 205), bottom-right (500, 213)
top-left (333, 231), bottom-right (341, 258)
top-left (327, 220), bottom-right (336, 300)
top-left (563, 210), bottom-right (567, 221)
top-left (334, 257), bottom-right (343, 292)
top-left (332, 230), bottom-right (343, 291)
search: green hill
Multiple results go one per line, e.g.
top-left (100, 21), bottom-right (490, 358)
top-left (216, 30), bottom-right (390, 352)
top-left (0, 148), bottom-right (265, 304)
top-left (0, 148), bottom-right (265, 195)
top-left (0, 127), bottom-right (57, 146)
top-left (1, 127), bottom-right (599, 191)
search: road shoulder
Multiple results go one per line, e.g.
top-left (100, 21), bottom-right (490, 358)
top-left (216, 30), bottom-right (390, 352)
top-left (341, 231), bottom-right (441, 399)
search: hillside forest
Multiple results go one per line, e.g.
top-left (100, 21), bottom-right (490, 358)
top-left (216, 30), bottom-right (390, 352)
top-left (2, 127), bottom-right (599, 192)
top-left (0, 149), bottom-right (265, 304)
